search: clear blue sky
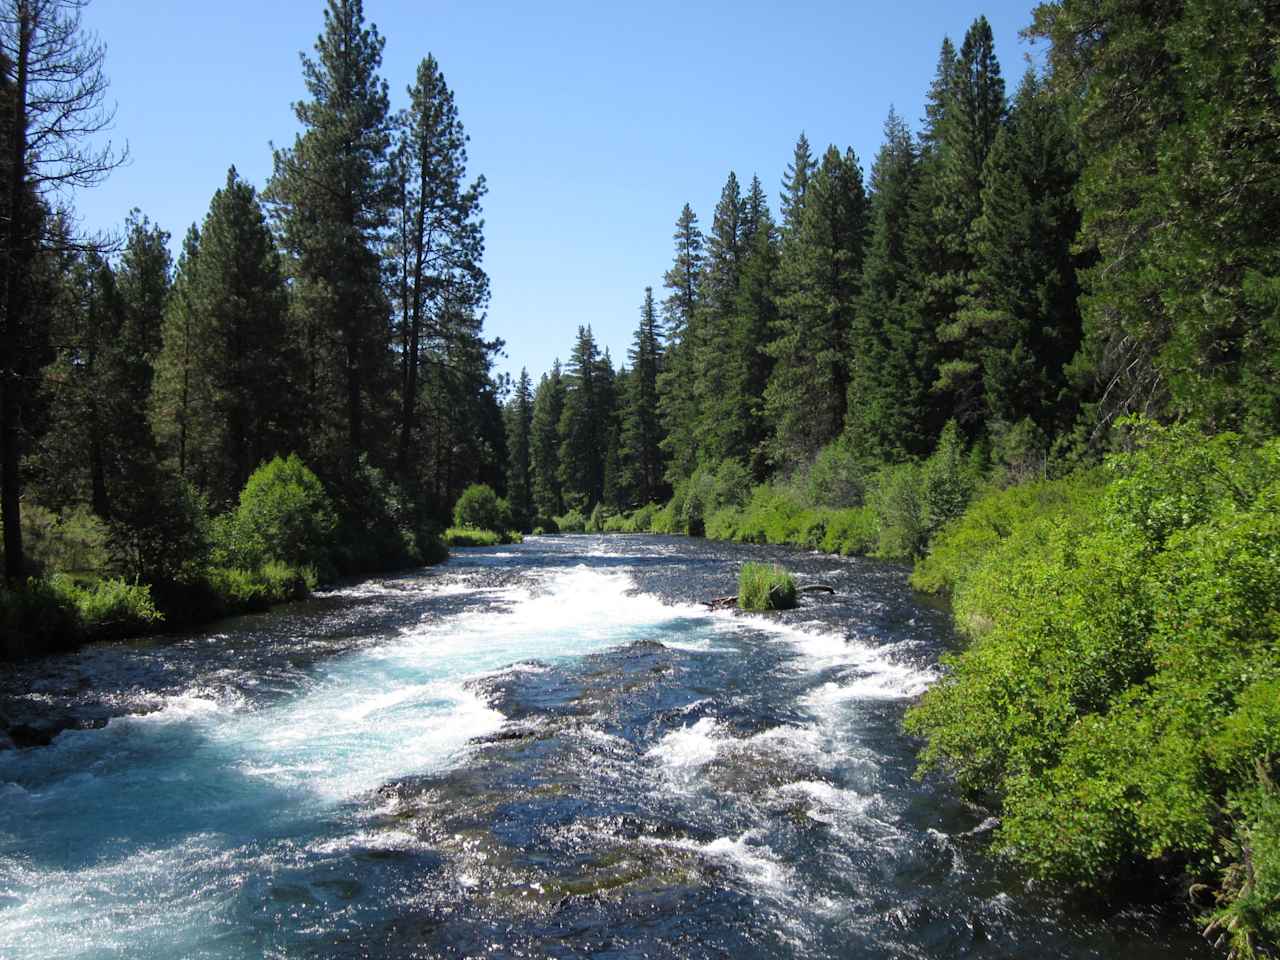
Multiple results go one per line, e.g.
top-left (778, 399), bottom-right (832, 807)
top-left (75, 0), bottom-right (1043, 385)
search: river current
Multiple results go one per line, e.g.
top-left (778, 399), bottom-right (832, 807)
top-left (0, 535), bottom-right (1209, 958)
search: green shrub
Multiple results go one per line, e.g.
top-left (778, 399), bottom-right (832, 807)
top-left (820, 507), bottom-right (877, 556)
top-left (445, 527), bottom-right (501, 547)
top-left (806, 436), bottom-right (866, 507)
top-left (108, 467), bottom-right (211, 584)
top-left (215, 455), bottom-right (337, 575)
top-left (648, 501), bottom-right (680, 534)
top-left (705, 506), bottom-right (742, 541)
top-left (0, 577), bottom-right (83, 657)
top-left (531, 515), bottom-right (560, 535)
top-left (329, 457), bottom-right (422, 573)
top-left (868, 462), bottom-right (927, 560)
top-left (555, 508), bottom-right (587, 533)
top-left (72, 578), bottom-right (163, 640)
top-left (905, 422), bottom-right (1280, 950)
top-left (587, 503), bottom-right (615, 532)
top-left (921, 420), bottom-right (978, 541)
top-left (911, 470), bottom-right (1105, 595)
top-left (737, 562), bottom-right (797, 611)
top-left (453, 483), bottom-right (501, 532)
top-left (20, 503), bottom-right (111, 577)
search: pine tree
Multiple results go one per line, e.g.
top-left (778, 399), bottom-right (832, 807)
top-left (530, 362), bottom-right (565, 518)
top-left (620, 287), bottom-right (665, 504)
top-left (657, 203), bottom-right (704, 484)
top-left (266, 0), bottom-right (394, 468)
top-left (766, 145), bottom-right (869, 467)
top-left (389, 54), bottom-right (488, 485)
top-left (504, 367), bottom-right (534, 529)
top-left (152, 168), bottom-right (292, 507)
top-left (1031, 0), bottom-right (1280, 438)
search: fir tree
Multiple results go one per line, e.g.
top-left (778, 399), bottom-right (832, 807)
top-left (846, 108), bottom-right (927, 461)
top-left (620, 288), bottom-right (665, 504)
top-left (559, 327), bottom-right (603, 508)
top-left (766, 145), bottom-right (868, 467)
top-left (657, 203), bottom-right (704, 484)
top-left (961, 70), bottom-right (1084, 441)
top-left (780, 132), bottom-right (816, 235)
top-left (504, 368), bottom-right (534, 529)
top-left (530, 361), bottom-right (565, 518)
top-left (922, 16), bottom-right (1007, 432)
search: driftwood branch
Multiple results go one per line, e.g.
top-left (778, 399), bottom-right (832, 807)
top-left (702, 583), bottom-right (835, 610)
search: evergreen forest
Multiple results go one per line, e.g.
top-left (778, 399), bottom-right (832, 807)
top-left (2, 0), bottom-right (1279, 955)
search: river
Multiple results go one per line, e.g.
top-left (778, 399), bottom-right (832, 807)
top-left (0, 535), bottom-right (1210, 958)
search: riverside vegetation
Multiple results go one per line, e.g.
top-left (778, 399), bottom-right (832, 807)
top-left (1, 0), bottom-right (1277, 955)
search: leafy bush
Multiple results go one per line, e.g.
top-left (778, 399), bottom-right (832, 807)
top-left (71, 578), bottom-right (164, 640)
top-left (820, 507), bottom-right (877, 556)
top-left (215, 454), bottom-right (337, 575)
top-left (555, 508), bottom-right (587, 533)
top-left (806, 436), bottom-right (867, 507)
top-left (445, 527), bottom-right (501, 547)
top-left (648, 500), bottom-right (680, 534)
top-left (453, 483), bottom-right (501, 532)
top-left (329, 457), bottom-right (422, 573)
top-left (587, 503), bottom-right (614, 532)
top-left (867, 462), bottom-right (927, 559)
top-left (921, 420), bottom-right (978, 541)
top-left (905, 421), bottom-right (1280, 949)
top-left (738, 562), bottom-right (797, 611)
top-left (19, 503), bottom-right (110, 577)
top-left (1, 577), bottom-right (83, 657)
top-left (530, 515), bottom-right (560, 535)
top-left (910, 471), bottom-right (1105, 595)
top-left (1, 575), bottom-right (163, 658)
top-left (109, 467), bottom-right (211, 584)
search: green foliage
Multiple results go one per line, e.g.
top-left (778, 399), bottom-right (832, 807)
top-left (911, 470), bottom-right (1105, 595)
top-left (555, 508), bottom-right (587, 534)
top-left (452, 482), bottom-right (500, 533)
top-left (820, 507), bottom-right (878, 556)
top-left (737, 562), bottom-right (797, 611)
top-left (920, 420), bottom-right (978, 540)
top-left (215, 455), bottom-right (337, 575)
top-left (867, 462), bottom-right (927, 560)
top-left (18, 503), bottom-right (110, 577)
top-left (1, 575), bottom-right (162, 658)
top-left (444, 527), bottom-right (500, 548)
top-left (906, 423), bottom-right (1280, 951)
top-left (805, 436), bottom-right (866, 508)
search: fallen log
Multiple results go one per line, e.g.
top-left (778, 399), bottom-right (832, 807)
top-left (702, 583), bottom-right (835, 609)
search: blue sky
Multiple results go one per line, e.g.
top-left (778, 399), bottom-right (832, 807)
top-left (75, 0), bottom-right (1043, 385)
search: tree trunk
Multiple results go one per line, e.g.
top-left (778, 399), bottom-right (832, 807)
top-left (1, 5), bottom-right (32, 584)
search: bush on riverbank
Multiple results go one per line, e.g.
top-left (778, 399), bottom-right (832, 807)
top-left (0, 576), bottom-right (162, 657)
top-left (445, 526), bottom-right (500, 547)
top-left (905, 422), bottom-right (1280, 952)
top-left (737, 562), bottom-right (797, 611)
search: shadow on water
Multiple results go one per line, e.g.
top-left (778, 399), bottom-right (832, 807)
top-left (0, 534), bottom-right (1213, 959)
